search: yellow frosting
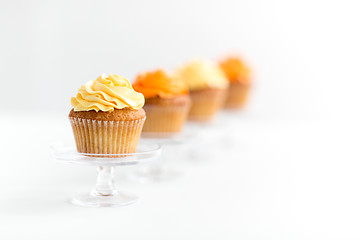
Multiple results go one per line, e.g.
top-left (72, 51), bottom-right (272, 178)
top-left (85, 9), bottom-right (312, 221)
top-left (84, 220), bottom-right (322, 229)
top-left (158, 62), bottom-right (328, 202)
top-left (175, 60), bottom-right (229, 91)
top-left (71, 73), bottom-right (145, 112)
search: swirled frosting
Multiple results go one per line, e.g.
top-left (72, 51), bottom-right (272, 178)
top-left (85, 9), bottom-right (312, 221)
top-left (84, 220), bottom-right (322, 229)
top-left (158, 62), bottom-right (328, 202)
top-left (71, 73), bottom-right (145, 112)
top-left (219, 57), bottom-right (251, 84)
top-left (175, 59), bottom-right (229, 91)
top-left (132, 69), bottom-right (188, 98)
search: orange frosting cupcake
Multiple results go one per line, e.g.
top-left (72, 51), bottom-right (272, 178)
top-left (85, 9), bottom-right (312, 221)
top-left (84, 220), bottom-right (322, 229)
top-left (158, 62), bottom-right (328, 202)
top-left (133, 69), bottom-right (191, 135)
top-left (133, 70), bottom-right (188, 98)
top-left (219, 57), bottom-right (251, 85)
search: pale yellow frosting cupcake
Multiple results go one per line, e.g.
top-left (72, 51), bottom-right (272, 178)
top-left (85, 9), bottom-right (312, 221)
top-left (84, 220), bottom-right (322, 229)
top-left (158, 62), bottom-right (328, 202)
top-left (69, 73), bottom-right (146, 155)
top-left (175, 60), bottom-right (229, 121)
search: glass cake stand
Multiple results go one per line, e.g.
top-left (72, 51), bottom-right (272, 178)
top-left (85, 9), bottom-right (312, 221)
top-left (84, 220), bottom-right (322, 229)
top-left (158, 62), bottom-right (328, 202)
top-left (134, 129), bottom-right (197, 182)
top-left (181, 120), bottom-right (224, 163)
top-left (215, 110), bottom-right (246, 149)
top-left (50, 142), bottom-right (161, 207)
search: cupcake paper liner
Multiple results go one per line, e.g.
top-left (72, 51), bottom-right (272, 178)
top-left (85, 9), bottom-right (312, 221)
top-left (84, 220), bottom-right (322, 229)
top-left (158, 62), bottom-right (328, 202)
top-left (69, 117), bottom-right (145, 156)
top-left (224, 82), bottom-right (250, 109)
top-left (188, 88), bottom-right (227, 121)
top-left (142, 103), bottom-right (191, 136)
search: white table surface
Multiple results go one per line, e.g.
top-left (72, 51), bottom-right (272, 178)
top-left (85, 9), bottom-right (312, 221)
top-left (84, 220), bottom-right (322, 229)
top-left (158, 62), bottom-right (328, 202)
top-left (1, 108), bottom-right (359, 240)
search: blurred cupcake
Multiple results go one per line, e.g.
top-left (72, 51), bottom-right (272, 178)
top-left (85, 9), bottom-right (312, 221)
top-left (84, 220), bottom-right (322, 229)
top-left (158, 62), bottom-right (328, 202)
top-left (175, 60), bottom-right (229, 121)
top-left (69, 73), bottom-right (145, 156)
top-left (132, 69), bottom-right (191, 136)
top-left (219, 57), bottom-right (251, 109)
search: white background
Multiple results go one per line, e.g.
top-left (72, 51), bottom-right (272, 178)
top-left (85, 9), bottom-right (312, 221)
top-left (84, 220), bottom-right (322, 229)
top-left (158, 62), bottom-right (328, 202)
top-left (1, 0), bottom-right (360, 239)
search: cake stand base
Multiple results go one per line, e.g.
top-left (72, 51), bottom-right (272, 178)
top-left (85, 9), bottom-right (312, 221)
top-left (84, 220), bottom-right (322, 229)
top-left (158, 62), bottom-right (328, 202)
top-left (71, 191), bottom-right (138, 208)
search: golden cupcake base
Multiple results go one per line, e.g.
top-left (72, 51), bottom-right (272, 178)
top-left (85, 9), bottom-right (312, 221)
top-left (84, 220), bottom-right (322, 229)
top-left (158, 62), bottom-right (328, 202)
top-left (68, 108), bottom-right (146, 156)
top-left (142, 95), bottom-right (191, 134)
top-left (69, 117), bottom-right (145, 156)
top-left (223, 82), bottom-right (250, 109)
top-left (188, 88), bottom-right (227, 121)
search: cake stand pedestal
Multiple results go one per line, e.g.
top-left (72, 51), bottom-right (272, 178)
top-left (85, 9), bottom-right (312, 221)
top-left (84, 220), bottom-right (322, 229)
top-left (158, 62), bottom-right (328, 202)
top-left (50, 142), bottom-right (161, 207)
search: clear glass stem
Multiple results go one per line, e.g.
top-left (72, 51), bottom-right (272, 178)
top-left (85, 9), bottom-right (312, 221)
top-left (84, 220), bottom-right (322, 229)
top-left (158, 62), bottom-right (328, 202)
top-left (93, 166), bottom-right (117, 196)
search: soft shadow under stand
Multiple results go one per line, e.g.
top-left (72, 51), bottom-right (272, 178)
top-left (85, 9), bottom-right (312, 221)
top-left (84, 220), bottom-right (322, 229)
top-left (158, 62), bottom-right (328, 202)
top-left (51, 142), bottom-right (161, 207)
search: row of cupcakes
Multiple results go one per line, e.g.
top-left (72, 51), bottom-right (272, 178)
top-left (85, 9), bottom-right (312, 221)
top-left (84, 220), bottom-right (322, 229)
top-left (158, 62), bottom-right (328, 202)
top-left (69, 56), bottom-right (251, 155)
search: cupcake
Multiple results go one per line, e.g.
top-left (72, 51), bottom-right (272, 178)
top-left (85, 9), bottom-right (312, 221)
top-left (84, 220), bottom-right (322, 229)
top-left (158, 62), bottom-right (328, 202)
top-left (69, 73), bottom-right (145, 156)
top-left (219, 57), bottom-right (251, 109)
top-left (175, 60), bottom-right (229, 121)
top-left (132, 69), bottom-right (191, 136)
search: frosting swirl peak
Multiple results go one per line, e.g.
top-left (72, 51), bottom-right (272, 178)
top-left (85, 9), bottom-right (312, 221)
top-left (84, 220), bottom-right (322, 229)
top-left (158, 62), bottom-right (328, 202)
top-left (71, 73), bottom-right (145, 112)
top-left (175, 59), bottom-right (229, 91)
top-left (132, 69), bottom-right (188, 98)
top-left (219, 57), bottom-right (251, 84)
